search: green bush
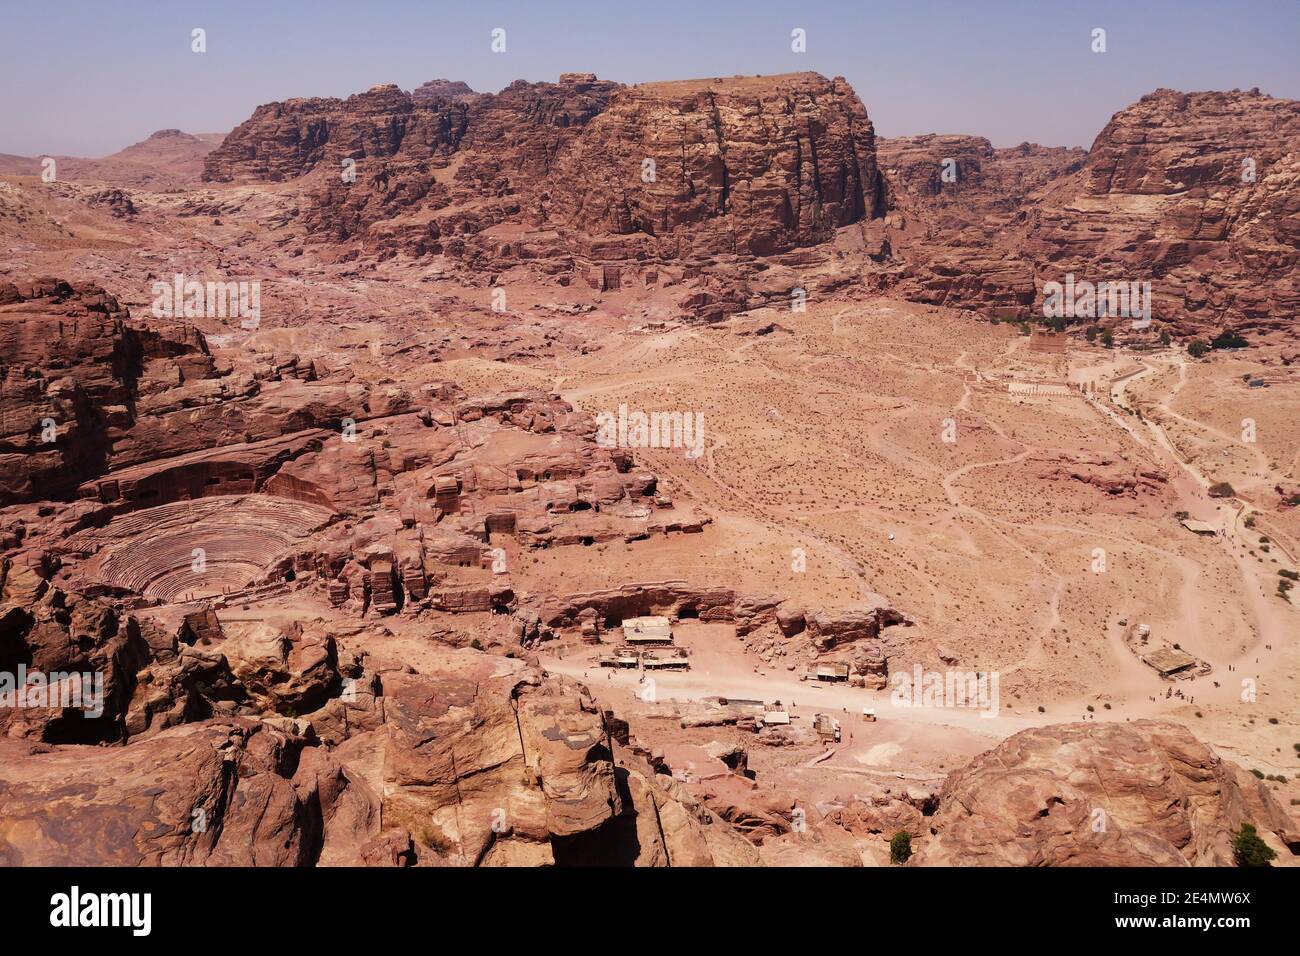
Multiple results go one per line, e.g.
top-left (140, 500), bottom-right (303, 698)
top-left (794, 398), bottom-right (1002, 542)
top-left (890, 830), bottom-right (913, 864)
top-left (1232, 823), bottom-right (1276, 867)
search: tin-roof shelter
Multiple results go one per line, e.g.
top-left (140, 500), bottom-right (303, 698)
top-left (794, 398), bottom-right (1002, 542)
top-left (622, 615), bottom-right (674, 644)
top-left (1143, 646), bottom-right (1198, 677)
top-left (1179, 518), bottom-right (1217, 536)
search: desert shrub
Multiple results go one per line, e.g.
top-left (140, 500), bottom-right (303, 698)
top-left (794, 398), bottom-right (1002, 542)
top-left (890, 830), bottom-right (913, 864)
top-left (1232, 823), bottom-right (1276, 867)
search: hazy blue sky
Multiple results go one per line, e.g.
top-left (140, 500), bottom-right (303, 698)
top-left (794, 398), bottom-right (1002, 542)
top-left (2, 0), bottom-right (1297, 156)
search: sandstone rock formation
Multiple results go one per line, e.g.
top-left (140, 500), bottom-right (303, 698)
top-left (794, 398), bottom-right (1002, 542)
top-left (0, 718), bottom-right (378, 865)
top-left (882, 89), bottom-right (1300, 337)
top-left (200, 72), bottom-right (1299, 337)
top-left (549, 72), bottom-right (884, 257)
top-left (915, 720), bottom-right (1300, 866)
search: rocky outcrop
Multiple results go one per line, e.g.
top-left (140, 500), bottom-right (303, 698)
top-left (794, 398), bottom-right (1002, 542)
top-left (1031, 452), bottom-right (1170, 498)
top-left (915, 720), bottom-right (1300, 866)
top-left (0, 277), bottom-right (389, 508)
top-left (805, 600), bottom-right (909, 651)
top-left (0, 279), bottom-right (142, 503)
top-left (411, 79), bottom-right (478, 104)
top-left (878, 136), bottom-right (1085, 318)
top-left (0, 583), bottom-right (156, 743)
top-left (202, 84), bottom-right (472, 184)
top-left (86, 187), bottom-right (137, 218)
top-left (208, 72), bottom-right (886, 321)
top-left (373, 668), bottom-right (619, 865)
top-left (1025, 88), bottom-right (1300, 337)
top-left (550, 72), bottom-right (885, 257)
top-left (204, 73), bottom-right (1300, 335)
top-left (881, 89), bottom-right (1300, 337)
top-left (220, 618), bottom-right (342, 716)
top-left (0, 719), bottom-right (377, 865)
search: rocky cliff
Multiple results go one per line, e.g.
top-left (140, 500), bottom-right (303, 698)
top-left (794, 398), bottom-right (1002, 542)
top-left (202, 73), bottom-right (1298, 336)
top-left (883, 89), bottom-right (1300, 337)
top-left (549, 72), bottom-right (884, 257)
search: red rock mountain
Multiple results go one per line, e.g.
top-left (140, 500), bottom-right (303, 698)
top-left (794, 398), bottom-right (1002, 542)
top-left (202, 74), bottom-right (1298, 338)
top-left (883, 89), bottom-right (1300, 337)
top-left (0, 129), bottom-right (224, 188)
top-left (548, 73), bottom-right (884, 258)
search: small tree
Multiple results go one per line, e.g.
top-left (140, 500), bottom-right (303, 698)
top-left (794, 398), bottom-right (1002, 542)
top-left (1100, 330), bottom-right (1114, 348)
top-left (1159, 330), bottom-right (1172, 346)
top-left (890, 830), bottom-right (913, 864)
top-left (1188, 340), bottom-right (1210, 358)
top-left (1232, 823), bottom-right (1276, 867)
top-left (1085, 325), bottom-right (1098, 343)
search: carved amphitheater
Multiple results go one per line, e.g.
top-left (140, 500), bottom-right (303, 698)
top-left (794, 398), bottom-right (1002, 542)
top-left (63, 495), bottom-right (334, 603)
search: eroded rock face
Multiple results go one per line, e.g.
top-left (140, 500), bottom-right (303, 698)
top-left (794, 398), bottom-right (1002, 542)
top-left (206, 72), bottom-right (887, 321)
top-left (206, 71), bottom-right (1298, 334)
top-left (1027, 89), bottom-right (1300, 337)
top-left (880, 89), bottom-right (1300, 336)
top-left (220, 618), bottom-right (341, 716)
top-left (0, 719), bottom-right (377, 866)
top-left (878, 136), bottom-right (1086, 318)
top-left (0, 583), bottom-right (155, 743)
top-left (365, 668), bottom-right (623, 865)
top-left (0, 280), bottom-right (141, 503)
top-left (202, 84), bottom-right (473, 184)
top-left (915, 720), bottom-right (1300, 866)
top-left (550, 72), bottom-right (885, 257)
top-left (0, 278), bottom-right (361, 508)
top-left (209, 74), bottom-right (620, 255)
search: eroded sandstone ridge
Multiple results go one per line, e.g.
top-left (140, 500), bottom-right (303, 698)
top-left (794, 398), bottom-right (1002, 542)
top-left (916, 720), bottom-right (1299, 866)
top-left (883, 89), bottom-right (1300, 336)
top-left (201, 73), bottom-right (1297, 338)
top-left (205, 72), bottom-right (888, 322)
top-left (549, 73), bottom-right (883, 257)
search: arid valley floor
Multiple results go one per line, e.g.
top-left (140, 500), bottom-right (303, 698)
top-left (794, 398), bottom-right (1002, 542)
top-left (1, 68), bottom-right (1298, 868)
